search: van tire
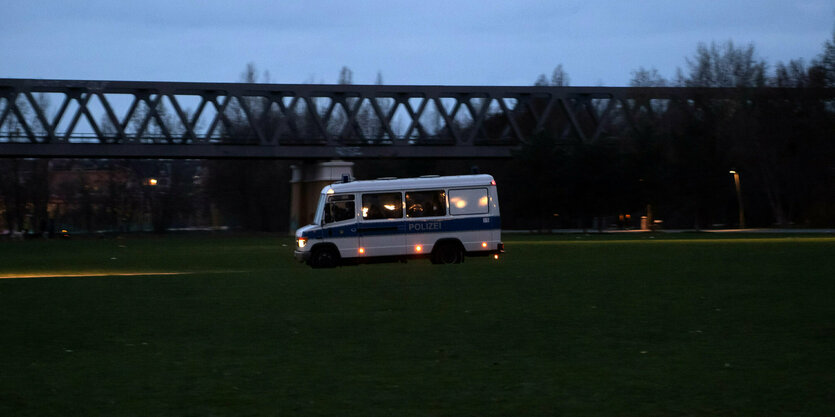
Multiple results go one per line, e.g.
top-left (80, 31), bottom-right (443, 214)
top-left (431, 241), bottom-right (463, 264)
top-left (310, 245), bottom-right (339, 268)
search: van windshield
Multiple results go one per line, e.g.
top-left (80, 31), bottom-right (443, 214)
top-left (313, 194), bottom-right (326, 225)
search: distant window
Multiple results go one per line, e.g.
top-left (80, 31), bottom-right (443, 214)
top-left (362, 192), bottom-right (403, 220)
top-left (323, 194), bottom-right (355, 224)
top-left (449, 188), bottom-right (489, 215)
top-left (405, 190), bottom-right (446, 218)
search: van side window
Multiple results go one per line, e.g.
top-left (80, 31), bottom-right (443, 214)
top-left (362, 192), bottom-right (403, 220)
top-left (449, 188), bottom-right (489, 215)
top-left (324, 194), bottom-right (355, 224)
top-left (405, 190), bottom-right (446, 218)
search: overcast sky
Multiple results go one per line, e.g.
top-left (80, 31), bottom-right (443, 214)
top-left (1, 1), bottom-right (833, 86)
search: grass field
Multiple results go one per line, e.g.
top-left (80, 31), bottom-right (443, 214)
top-left (1, 233), bottom-right (833, 416)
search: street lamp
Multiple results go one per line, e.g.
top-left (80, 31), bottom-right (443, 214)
top-left (729, 170), bottom-right (745, 229)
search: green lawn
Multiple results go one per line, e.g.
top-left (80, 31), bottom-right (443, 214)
top-left (1, 233), bottom-right (833, 416)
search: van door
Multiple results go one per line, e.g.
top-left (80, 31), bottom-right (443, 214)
top-left (358, 192), bottom-right (406, 257)
top-left (321, 193), bottom-right (359, 259)
top-left (404, 189), bottom-right (448, 254)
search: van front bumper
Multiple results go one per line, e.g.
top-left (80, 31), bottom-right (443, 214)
top-left (294, 250), bottom-right (311, 263)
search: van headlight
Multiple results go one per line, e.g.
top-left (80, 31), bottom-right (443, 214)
top-left (297, 237), bottom-right (307, 248)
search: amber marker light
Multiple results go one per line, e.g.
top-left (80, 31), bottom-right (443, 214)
top-left (358, 247), bottom-right (365, 254)
top-left (481, 242), bottom-right (488, 248)
top-left (494, 254), bottom-right (499, 260)
top-left (415, 245), bottom-right (423, 252)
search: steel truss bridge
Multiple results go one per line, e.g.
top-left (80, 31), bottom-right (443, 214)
top-left (1, 78), bottom-right (832, 159)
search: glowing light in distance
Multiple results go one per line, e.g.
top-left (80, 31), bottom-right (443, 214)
top-left (482, 242), bottom-right (488, 248)
top-left (358, 247), bottom-right (365, 254)
top-left (1, 271), bottom-right (196, 280)
top-left (362, 207), bottom-right (369, 217)
top-left (415, 245), bottom-right (422, 252)
top-left (493, 254), bottom-right (499, 260)
top-left (148, 178), bottom-right (158, 186)
top-left (451, 198), bottom-right (466, 209)
top-left (384, 204), bottom-right (396, 211)
top-left (479, 196), bottom-right (488, 206)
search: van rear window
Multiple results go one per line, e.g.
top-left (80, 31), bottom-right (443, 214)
top-left (449, 188), bottom-right (489, 215)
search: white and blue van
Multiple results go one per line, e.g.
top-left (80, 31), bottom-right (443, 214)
top-left (294, 174), bottom-right (504, 268)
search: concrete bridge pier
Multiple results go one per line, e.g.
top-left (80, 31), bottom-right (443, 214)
top-left (289, 160), bottom-right (354, 233)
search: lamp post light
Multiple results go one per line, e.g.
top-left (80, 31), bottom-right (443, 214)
top-left (729, 170), bottom-right (745, 229)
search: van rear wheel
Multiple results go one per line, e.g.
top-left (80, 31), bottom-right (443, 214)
top-left (431, 242), bottom-right (463, 264)
top-left (310, 246), bottom-right (339, 268)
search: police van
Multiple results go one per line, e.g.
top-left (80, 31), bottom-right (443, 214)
top-left (294, 174), bottom-right (504, 268)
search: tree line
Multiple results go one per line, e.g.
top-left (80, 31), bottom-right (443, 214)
top-left (508, 38), bottom-right (835, 230)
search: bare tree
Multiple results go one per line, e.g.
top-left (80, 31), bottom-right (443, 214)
top-left (534, 65), bottom-right (570, 86)
top-left (820, 28), bottom-right (835, 87)
top-left (773, 59), bottom-right (810, 87)
top-left (338, 66), bottom-right (353, 85)
top-left (551, 64), bottom-right (570, 86)
top-left (682, 40), bottom-right (766, 87)
top-left (630, 67), bottom-right (667, 87)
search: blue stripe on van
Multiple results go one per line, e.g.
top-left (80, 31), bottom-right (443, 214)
top-left (303, 216), bottom-right (501, 239)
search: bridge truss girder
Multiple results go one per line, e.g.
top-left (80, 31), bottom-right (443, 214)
top-left (1, 78), bottom-right (832, 159)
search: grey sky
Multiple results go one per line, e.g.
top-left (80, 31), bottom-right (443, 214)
top-left (1, 1), bottom-right (832, 86)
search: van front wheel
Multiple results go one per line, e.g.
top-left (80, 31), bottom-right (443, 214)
top-left (310, 246), bottom-right (339, 268)
top-left (431, 242), bottom-right (463, 264)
